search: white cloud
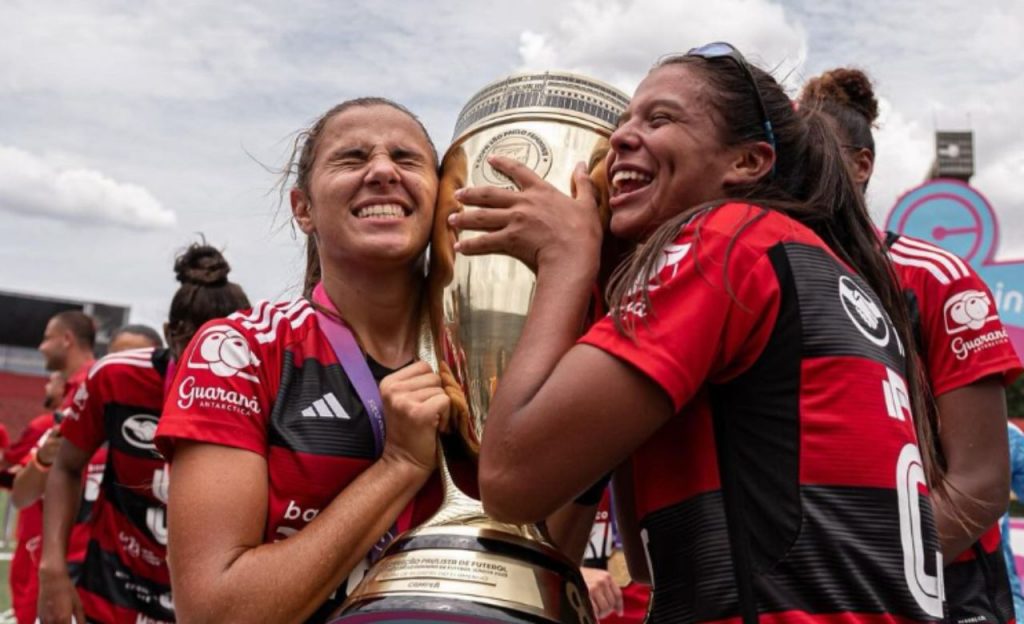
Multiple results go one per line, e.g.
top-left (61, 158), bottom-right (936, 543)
top-left (0, 145), bottom-right (175, 230)
top-left (973, 147), bottom-right (1024, 259)
top-left (866, 98), bottom-right (933, 225)
top-left (516, 0), bottom-right (808, 94)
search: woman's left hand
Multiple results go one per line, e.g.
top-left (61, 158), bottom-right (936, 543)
top-left (451, 156), bottom-right (602, 278)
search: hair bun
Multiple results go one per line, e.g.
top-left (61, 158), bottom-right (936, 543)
top-left (174, 243), bottom-right (231, 286)
top-left (802, 68), bottom-right (879, 124)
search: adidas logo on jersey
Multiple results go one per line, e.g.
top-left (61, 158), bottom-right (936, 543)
top-left (301, 392), bottom-right (350, 420)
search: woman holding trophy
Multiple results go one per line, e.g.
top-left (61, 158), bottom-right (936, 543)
top-left (155, 98), bottom-right (455, 623)
top-left (460, 44), bottom-right (948, 622)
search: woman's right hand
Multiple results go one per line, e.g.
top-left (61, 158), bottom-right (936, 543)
top-left (451, 156), bottom-right (602, 281)
top-left (38, 565), bottom-right (86, 624)
top-left (379, 361), bottom-right (451, 473)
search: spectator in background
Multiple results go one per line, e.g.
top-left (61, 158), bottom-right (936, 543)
top-left (39, 242), bottom-right (250, 624)
top-left (5, 320), bottom-right (158, 620)
top-left (108, 324), bottom-right (163, 353)
top-left (1001, 421), bottom-right (1024, 618)
top-left (38, 311), bottom-right (96, 396)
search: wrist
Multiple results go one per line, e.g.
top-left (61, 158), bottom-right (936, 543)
top-left (38, 558), bottom-right (70, 579)
top-left (31, 449), bottom-right (53, 472)
top-left (379, 449), bottom-right (433, 483)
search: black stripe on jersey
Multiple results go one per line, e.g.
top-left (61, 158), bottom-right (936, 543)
top-left (99, 456), bottom-right (167, 547)
top-left (642, 486), bottom-right (942, 622)
top-left (102, 403), bottom-right (163, 460)
top-left (779, 243), bottom-right (904, 370)
top-left (268, 350), bottom-right (378, 458)
top-left (946, 545), bottom-right (1014, 624)
top-left (78, 540), bottom-right (174, 621)
top-left (710, 243), bottom-right (804, 623)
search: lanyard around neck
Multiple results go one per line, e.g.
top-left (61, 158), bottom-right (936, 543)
top-left (311, 283), bottom-right (386, 458)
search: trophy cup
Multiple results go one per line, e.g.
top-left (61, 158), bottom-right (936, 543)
top-left (333, 72), bottom-right (628, 624)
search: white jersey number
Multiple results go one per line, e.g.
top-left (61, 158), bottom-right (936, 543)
top-left (895, 443), bottom-right (944, 618)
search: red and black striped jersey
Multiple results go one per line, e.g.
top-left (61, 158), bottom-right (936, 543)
top-left (156, 300), bottom-right (463, 623)
top-left (888, 232), bottom-right (1023, 624)
top-left (581, 203), bottom-right (945, 623)
top-left (61, 348), bottom-right (174, 624)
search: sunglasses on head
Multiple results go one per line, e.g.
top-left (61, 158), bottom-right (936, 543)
top-left (686, 41), bottom-right (777, 174)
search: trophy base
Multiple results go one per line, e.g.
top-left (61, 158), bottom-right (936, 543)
top-left (335, 526), bottom-right (594, 624)
top-left (331, 595), bottom-right (550, 623)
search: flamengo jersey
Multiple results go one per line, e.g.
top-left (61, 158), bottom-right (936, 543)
top-left (61, 348), bottom-right (174, 624)
top-left (156, 299), bottom-right (457, 624)
top-left (888, 232), bottom-right (1023, 624)
top-left (581, 203), bottom-right (944, 623)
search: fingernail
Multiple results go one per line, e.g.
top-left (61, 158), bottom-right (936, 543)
top-left (453, 241), bottom-right (462, 253)
top-left (447, 213), bottom-right (457, 224)
top-left (454, 187), bottom-right (465, 199)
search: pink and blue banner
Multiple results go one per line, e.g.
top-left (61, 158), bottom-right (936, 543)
top-left (885, 178), bottom-right (1024, 358)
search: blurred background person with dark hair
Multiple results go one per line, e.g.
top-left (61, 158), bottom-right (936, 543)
top-left (38, 242), bottom-right (250, 624)
top-left (108, 324), bottom-right (164, 353)
top-left (801, 67), bottom-right (1022, 624)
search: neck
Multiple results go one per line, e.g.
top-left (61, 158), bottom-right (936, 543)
top-left (63, 348), bottom-right (93, 378)
top-left (320, 264), bottom-right (424, 369)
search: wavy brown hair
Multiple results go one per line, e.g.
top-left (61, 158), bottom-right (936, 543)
top-left (606, 53), bottom-right (945, 496)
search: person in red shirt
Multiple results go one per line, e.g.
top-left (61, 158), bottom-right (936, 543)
top-left (5, 311), bottom-right (97, 624)
top-left (456, 42), bottom-right (947, 623)
top-left (802, 68), bottom-right (1022, 624)
top-left (38, 243), bottom-right (250, 624)
top-left (155, 99), bottom-right (454, 623)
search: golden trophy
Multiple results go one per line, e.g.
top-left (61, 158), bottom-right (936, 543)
top-left (333, 72), bottom-right (628, 624)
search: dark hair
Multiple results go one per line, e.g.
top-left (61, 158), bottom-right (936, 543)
top-left (278, 97), bottom-right (438, 297)
top-left (53, 310), bottom-right (96, 350)
top-left (111, 324), bottom-right (164, 348)
top-left (606, 52), bottom-right (943, 494)
top-left (166, 242), bottom-right (251, 357)
top-left (801, 67), bottom-right (878, 154)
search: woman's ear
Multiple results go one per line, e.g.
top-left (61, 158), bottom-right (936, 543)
top-left (291, 188), bottom-right (315, 235)
top-left (723, 141), bottom-right (776, 186)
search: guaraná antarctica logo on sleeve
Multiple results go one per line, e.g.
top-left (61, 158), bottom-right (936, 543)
top-left (886, 179), bottom-right (1021, 360)
top-left (186, 324), bottom-right (261, 383)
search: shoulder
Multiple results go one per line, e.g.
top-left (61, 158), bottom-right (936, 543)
top-left (220, 298), bottom-right (316, 346)
top-left (182, 297), bottom-right (316, 381)
top-left (697, 202), bottom-right (822, 249)
top-left (87, 347), bottom-right (158, 381)
top-left (886, 233), bottom-right (973, 288)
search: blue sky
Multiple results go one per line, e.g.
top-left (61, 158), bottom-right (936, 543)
top-left (1, 0), bottom-right (1021, 328)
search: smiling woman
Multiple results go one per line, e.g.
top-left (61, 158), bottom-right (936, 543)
top-left (454, 43), bottom-right (949, 623)
top-left (154, 99), bottom-right (458, 624)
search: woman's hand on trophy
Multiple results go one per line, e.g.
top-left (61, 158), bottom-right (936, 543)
top-left (379, 361), bottom-right (452, 474)
top-left (581, 567), bottom-right (624, 619)
top-left (450, 155), bottom-right (602, 277)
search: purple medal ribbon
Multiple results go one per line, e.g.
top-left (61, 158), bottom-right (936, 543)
top-left (312, 283), bottom-right (386, 457)
top-left (311, 283), bottom-right (395, 561)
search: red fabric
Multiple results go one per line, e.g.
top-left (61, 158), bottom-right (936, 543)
top-left (580, 204), bottom-right (939, 622)
top-left (600, 582), bottom-right (650, 624)
top-left (157, 300), bottom-right (473, 620)
top-left (889, 234), bottom-right (1022, 394)
top-left (60, 348), bottom-right (171, 623)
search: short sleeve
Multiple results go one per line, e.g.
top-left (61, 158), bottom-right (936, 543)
top-left (580, 210), bottom-right (781, 411)
top-left (156, 318), bottom-right (275, 460)
top-left (60, 367), bottom-right (108, 455)
top-left (914, 265), bottom-right (1022, 396)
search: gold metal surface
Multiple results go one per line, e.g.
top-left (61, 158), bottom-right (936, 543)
top-left (341, 72), bottom-right (628, 624)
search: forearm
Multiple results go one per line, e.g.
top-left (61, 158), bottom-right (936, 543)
top-left (174, 456), bottom-right (430, 624)
top-left (11, 462), bottom-right (49, 509)
top-left (38, 461), bottom-right (84, 574)
top-left (934, 469), bottom-right (1009, 563)
top-left (545, 502), bottom-right (598, 563)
